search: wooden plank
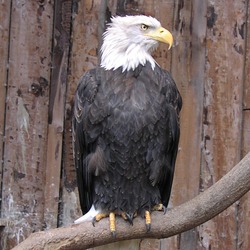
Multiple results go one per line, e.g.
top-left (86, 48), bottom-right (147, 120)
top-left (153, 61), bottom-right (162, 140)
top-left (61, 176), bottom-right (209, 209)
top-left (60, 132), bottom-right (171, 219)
top-left (43, 0), bottom-right (73, 230)
top-left (169, 0), bottom-right (207, 248)
top-left (59, 0), bottom-right (101, 227)
top-left (199, 1), bottom-right (246, 249)
top-left (238, 1), bottom-right (250, 248)
top-left (1, 1), bottom-right (54, 248)
top-left (0, 0), bottom-right (11, 211)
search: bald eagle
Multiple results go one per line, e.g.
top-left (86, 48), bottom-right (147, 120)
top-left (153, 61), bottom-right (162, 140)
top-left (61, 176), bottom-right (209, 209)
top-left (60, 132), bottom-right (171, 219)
top-left (73, 15), bottom-right (182, 235)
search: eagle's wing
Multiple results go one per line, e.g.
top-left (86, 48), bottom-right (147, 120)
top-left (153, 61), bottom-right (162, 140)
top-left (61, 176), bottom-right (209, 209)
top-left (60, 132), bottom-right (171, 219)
top-left (72, 69), bottom-right (100, 214)
top-left (156, 69), bottom-right (182, 208)
top-left (159, 104), bottom-right (180, 207)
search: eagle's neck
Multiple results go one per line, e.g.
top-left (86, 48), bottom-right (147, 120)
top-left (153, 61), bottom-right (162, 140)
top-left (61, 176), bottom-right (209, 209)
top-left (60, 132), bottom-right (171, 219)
top-left (100, 33), bottom-right (158, 72)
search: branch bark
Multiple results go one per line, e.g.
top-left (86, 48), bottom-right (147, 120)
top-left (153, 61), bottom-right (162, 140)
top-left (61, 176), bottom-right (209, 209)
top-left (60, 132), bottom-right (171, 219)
top-left (13, 152), bottom-right (250, 250)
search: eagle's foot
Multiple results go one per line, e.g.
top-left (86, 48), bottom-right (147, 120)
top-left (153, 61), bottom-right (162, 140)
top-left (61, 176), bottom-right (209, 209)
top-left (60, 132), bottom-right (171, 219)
top-left (109, 212), bottom-right (116, 237)
top-left (121, 212), bottom-right (127, 220)
top-left (153, 203), bottom-right (167, 214)
top-left (92, 212), bottom-right (116, 237)
top-left (92, 213), bottom-right (109, 227)
top-left (145, 210), bottom-right (151, 232)
top-left (120, 212), bottom-right (137, 225)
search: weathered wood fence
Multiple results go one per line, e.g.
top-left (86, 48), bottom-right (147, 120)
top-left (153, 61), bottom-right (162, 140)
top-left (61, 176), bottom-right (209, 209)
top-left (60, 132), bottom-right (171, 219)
top-left (0, 0), bottom-right (249, 249)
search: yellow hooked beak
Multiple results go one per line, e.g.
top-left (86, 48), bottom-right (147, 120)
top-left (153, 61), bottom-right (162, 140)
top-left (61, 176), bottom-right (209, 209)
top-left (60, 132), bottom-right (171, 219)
top-left (145, 27), bottom-right (173, 50)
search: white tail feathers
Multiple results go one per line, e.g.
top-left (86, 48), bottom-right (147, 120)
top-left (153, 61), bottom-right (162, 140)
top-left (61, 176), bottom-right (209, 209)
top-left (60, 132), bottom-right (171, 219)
top-left (74, 205), bottom-right (100, 224)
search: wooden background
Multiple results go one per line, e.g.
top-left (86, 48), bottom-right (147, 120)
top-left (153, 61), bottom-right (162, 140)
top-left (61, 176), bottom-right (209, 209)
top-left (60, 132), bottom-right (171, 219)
top-left (0, 0), bottom-right (249, 249)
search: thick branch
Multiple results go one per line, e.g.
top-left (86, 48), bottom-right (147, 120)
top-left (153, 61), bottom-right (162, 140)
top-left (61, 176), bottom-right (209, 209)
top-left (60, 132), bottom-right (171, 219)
top-left (13, 152), bottom-right (250, 250)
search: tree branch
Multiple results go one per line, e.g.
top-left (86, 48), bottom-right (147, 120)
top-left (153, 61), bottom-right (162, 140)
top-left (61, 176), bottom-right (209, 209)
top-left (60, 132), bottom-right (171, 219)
top-left (13, 152), bottom-right (250, 250)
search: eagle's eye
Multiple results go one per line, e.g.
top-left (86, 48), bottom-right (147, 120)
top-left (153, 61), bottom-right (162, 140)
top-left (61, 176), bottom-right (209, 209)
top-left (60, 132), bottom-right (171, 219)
top-left (141, 24), bottom-right (149, 31)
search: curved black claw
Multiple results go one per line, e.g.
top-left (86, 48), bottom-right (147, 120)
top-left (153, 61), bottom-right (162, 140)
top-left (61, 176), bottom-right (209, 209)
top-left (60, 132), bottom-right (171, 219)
top-left (92, 217), bottom-right (96, 227)
top-left (125, 213), bottom-right (134, 225)
top-left (146, 223), bottom-right (151, 232)
top-left (163, 205), bottom-right (167, 215)
top-left (111, 231), bottom-right (116, 238)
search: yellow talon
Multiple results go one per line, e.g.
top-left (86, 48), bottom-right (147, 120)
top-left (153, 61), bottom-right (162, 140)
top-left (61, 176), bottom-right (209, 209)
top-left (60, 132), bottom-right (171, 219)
top-left (121, 212), bottom-right (127, 220)
top-left (92, 213), bottom-right (109, 227)
top-left (92, 212), bottom-right (116, 236)
top-left (145, 211), bottom-right (151, 225)
top-left (153, 203), bottom-right (167, 214)
top-left (153, 203), bottom-right (163, 211)
top-left (145, 210), bottom-right (151, 231)
top-left (109, 212), bottom-right (116, 236)
top-left (95, 213), bottom-right (108, 222)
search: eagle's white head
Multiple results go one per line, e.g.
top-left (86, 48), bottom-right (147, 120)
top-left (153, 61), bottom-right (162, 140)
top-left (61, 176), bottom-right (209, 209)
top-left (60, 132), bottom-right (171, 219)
top-left (100, 15), bottom-right (173, 72)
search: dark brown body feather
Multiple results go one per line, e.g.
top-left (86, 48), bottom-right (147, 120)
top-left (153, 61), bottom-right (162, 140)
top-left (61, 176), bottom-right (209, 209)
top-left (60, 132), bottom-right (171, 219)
top-left (73, 62), bottom-right (182, 219)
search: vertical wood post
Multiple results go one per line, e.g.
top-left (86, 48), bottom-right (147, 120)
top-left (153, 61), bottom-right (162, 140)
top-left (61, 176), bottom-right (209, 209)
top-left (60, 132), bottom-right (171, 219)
top-left (44, 0), bottom-right (73, 230)
top-left (200, 0), bottom-right (246, 248)
top-left (170, 0), bottom-right (207, 248)
top-left (1, 1), bottom-right (54, 248)
top-left (0, 0), bottom-right (11, 212)
top-left (238, 0), bottom-right (250, 248)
